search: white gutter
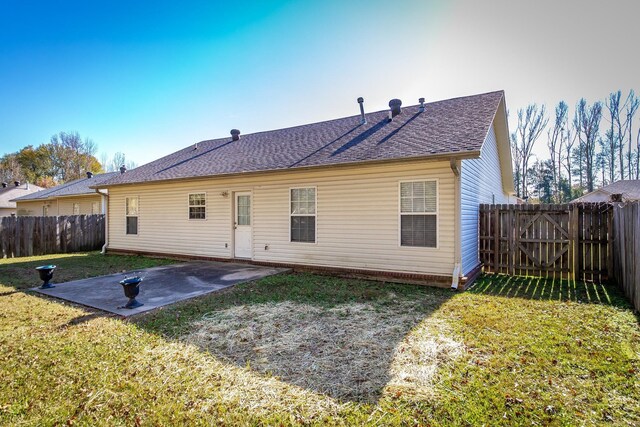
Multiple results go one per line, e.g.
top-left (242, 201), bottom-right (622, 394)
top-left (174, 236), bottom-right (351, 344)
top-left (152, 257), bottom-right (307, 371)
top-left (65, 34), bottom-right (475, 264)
top-left (95, 189), bottom-right (109, 254)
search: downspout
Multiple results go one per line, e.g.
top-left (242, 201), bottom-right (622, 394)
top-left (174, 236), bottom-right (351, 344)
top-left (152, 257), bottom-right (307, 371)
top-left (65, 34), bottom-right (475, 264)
top-left (95, 189), bottom-right (108, 254)
top-left (450, 159), bottom-right (462, 289)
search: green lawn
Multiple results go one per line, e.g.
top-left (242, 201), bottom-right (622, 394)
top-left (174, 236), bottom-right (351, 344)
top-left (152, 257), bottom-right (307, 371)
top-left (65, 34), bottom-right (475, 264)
top-left (0, 253), bottom-right (638, 426)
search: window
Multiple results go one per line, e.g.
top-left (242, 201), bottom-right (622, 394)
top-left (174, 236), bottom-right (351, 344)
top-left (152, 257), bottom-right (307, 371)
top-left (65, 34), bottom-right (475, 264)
top-left (290, 187), bottom-right (316, 243)
top-left (236, 195), bottom-right (250, 225)
top-left (73, 203), bottom-right (80, 215)
top-left (125, 197), bottom-right (139, 235)
top-left (188, 193), bottom-right (206, 219)
top-left (400, 181), bottom-right (437, 247)
top-left (91, 201), bottom-right (100, 215)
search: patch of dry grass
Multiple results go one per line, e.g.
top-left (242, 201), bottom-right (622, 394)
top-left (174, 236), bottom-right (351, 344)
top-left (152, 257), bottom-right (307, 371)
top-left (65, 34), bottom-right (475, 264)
top-left (184, 296), bottom-right (463, 402)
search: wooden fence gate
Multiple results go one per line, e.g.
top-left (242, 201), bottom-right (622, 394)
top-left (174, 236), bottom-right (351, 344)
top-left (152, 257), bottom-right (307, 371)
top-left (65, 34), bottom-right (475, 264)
top-left (479, 203), bottom-right (612, 283)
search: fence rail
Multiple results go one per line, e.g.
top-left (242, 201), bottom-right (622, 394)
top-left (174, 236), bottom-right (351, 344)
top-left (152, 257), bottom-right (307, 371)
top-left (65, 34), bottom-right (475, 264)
top-left (479, 203), bottom-right (612, 283)
top-left (611, 202), bottom-right (640, 311)
top-left (0, 215), bottom-right (105, 258)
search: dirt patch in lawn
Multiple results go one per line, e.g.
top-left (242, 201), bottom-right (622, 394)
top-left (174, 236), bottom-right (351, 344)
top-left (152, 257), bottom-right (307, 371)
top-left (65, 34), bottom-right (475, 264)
top-left (183, 297), bottom-right (463, 402)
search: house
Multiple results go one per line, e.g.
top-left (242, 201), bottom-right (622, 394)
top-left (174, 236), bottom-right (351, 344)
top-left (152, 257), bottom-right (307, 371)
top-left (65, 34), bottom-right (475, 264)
top-left (0, 181), bottom-right (45, 216)
top-left (571, 180), bottom-right (640, 203)
top-left (96, 91), bottom-right (516, 288)
top-left (12, 172), bottom-right (118, 216)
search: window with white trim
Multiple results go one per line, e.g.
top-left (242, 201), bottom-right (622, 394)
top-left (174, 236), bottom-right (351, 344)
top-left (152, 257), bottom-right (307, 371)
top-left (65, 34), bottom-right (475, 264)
top-left (125, 197), bottom-right (139, 235)
top-left (188, 193), bottom-right (206, 219)
top-left (72, 203), bottom-right (80, 215)
top-left (400, 181), bottom-right (437, 247)
top-left (290, 187), bottom-right (316, 243)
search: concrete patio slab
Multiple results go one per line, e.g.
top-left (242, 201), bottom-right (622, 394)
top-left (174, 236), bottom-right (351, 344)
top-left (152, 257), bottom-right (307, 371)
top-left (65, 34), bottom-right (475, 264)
top-left (33, 261), bottom-right (289, 317)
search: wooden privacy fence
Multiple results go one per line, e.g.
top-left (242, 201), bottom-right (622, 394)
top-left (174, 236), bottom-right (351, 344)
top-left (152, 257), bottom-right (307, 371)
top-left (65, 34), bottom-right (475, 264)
top-left (479, 203), bottom-right (612, 283)
top-left (0, 215), bottom-right (105, 258)
top-left (611, 202), bottom-right (640, 311)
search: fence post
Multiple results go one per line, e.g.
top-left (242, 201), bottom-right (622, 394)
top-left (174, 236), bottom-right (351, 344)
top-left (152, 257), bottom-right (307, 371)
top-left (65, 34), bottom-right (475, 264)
top-left (493, 204), bottom-right (499, 273)
top-left (569, 204), bottom-right (579, 281)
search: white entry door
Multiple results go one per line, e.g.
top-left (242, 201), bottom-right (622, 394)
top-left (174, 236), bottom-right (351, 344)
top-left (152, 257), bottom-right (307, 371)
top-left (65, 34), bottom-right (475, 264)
top-left (234, 192), bottom-right (252, 258)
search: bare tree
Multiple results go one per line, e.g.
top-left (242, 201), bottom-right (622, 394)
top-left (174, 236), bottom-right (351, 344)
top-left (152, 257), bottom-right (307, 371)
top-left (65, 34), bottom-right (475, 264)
top-left (547, 101), bottom-right (568, 201)
top-left (563, 119), bottom-right (577, 193)
top-left (605, 91), bottom-right (622, 181)
top-left (624, 90), bottom-right (639, 178)
top-left (103, 152), bottom-right (137, 172)
top-left (574, 99), bottom-right (603, 192)
top-left (511, 104), bottom-right (549, 197)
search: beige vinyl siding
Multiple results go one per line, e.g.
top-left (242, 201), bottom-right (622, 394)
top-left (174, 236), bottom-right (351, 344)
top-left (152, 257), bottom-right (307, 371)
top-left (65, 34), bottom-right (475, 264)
top-left (108, 159), bottom-right (457, 276)
top-left (16, 195), bottom-right (102, 216)
top-left (460, 124), bottom-right (511, 275)
top-left (56, 195), bottom-right (102, 216)
top-left (0, 207), bottom-right (16, 216)
top-left (15, 201), bottom-right (47, 216)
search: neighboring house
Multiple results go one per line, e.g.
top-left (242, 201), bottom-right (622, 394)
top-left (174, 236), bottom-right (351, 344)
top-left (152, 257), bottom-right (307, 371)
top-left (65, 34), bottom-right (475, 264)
top-left (571, 180), bottom-right (640, 203)
top-left (13, 172), bottom-right (118, 216)
top-left (0, 181), bottom-right (45, 216)
top-left (96, 91), bottom-right (516, 287)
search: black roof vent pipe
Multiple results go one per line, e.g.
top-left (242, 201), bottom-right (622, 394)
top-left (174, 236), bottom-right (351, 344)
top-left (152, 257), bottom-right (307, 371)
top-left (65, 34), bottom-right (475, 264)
top-left (357, 97), bottom-right (366, 125)
top-left (14, 181), bottom-right (20, 187)
top-left (231, 129), bottom-right (241, 141)
top-left (388, 99), bottom-right (402, 121)
top-left (419, 97), bottom-right (426, 112)
top-left (120, 165), bottom-right (127, 174)
top-left (1, 182), bottom-right (7, 188)
top-left (86, 171), bottom-right (93, 179)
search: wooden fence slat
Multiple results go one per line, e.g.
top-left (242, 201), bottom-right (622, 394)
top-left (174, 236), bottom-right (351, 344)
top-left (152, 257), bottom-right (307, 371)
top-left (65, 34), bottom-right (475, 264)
top-left (0, 214), bottom-right (105, 259)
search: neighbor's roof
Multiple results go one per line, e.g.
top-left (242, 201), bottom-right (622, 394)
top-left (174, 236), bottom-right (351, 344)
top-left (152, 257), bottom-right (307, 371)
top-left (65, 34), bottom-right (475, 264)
top-left (99, 91), bottom-right (507, 187)
top-left (572, 180), bottom-right (640, 203)
top-left (0, 183), bottom-right (45, 208)
top-left (12, 172), bottom-right (119, 202)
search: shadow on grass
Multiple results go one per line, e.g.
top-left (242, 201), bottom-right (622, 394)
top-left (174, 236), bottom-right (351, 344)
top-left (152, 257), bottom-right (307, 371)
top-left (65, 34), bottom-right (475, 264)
top-left (470, 274), bottom-right (630, 307)
top-left (136, 273), bottom-right (456, 403)
top-left (0, 290), bottom-right (20, 297)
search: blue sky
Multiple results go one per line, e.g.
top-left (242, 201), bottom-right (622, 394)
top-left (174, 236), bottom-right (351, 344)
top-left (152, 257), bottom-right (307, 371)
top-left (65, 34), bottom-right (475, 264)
top-left (1, 0), bottom-right (638, 166)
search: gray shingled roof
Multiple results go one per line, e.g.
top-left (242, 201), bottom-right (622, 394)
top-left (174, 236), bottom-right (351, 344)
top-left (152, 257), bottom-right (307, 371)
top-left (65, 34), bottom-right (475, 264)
top-left (0, 183), bottom-right (45, 208)
top-left (12, 172), bottom-right (119, 201)
top-left (99, 91), bottom-right (504, 187)
top-left (572, 180), bottom-right (640, 203)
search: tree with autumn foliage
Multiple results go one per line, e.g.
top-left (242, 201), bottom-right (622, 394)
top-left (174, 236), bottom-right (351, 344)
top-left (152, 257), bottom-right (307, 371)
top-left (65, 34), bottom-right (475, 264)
top-left (0, 131), bottom-right (103, 187)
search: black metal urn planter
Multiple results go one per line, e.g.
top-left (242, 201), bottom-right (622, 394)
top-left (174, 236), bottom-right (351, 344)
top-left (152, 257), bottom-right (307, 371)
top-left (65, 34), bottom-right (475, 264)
top-left (118, 276), bottom-right (144, 309)
top-left (35, 265), bottom-right (57, 289)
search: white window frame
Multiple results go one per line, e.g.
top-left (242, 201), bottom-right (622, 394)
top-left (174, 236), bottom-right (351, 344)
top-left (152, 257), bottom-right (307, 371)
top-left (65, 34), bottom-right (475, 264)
top-left (72, 202), bottom-right (80, 215)
top-left (289, 186), bottom-right (317, 244)
top-left (125, 196), bottom-right (139, 235)
top-left (398, 179), bottom-right (439, 249)
top-left (188, 192), bottom-right (207, 220)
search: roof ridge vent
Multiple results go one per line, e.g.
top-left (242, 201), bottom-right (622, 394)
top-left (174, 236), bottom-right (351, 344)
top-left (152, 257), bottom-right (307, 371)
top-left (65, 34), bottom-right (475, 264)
top-left (388, 99), bottom-right (402, 121)
top-left (231, 129), bottom-right (240, 141)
